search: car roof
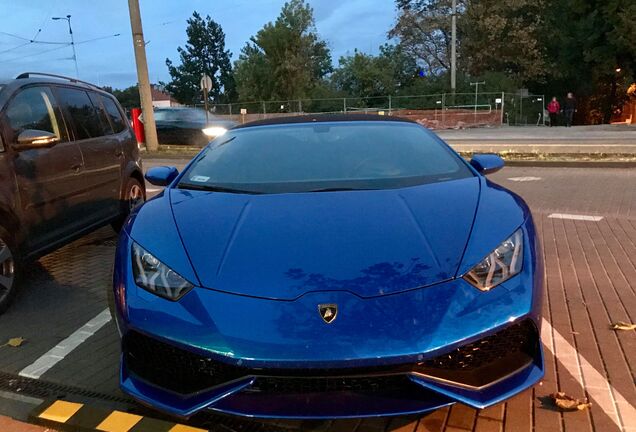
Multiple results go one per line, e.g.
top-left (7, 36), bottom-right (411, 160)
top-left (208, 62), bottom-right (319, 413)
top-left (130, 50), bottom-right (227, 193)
top-left (234, 113), bottom-right (418, 129)
top-left (0, 74), bottom-right (119, 110)
top-left (0, 74), bottom-right (110, 96)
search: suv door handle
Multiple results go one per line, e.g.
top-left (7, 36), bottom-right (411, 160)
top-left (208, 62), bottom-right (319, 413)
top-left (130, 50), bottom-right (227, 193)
top-left (71, 163), bottom-right (82, 173)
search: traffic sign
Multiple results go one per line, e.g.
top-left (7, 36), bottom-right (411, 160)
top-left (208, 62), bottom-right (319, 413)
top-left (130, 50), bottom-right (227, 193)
top-left (200, 74), bottom-right (212, 91)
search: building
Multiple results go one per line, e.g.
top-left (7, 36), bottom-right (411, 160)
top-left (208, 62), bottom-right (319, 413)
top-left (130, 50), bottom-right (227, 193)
top-left (150, 85), bottom-right (181, 108)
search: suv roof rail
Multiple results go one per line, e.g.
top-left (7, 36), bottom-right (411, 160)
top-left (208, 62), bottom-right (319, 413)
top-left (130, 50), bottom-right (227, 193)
top-left (15, 72), bottom-right (103, 91)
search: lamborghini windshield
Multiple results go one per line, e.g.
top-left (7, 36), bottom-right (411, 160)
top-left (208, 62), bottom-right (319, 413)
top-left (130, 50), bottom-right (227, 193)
top-left (178, 121), bottom-right (473, 194)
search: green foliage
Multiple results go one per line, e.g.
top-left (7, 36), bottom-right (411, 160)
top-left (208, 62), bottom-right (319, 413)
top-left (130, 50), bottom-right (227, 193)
top-left (234, 0), bottom-right (332, 102)
top-left (331, 45), bottom-right (419, 98)
top-left (391, 0), bottom-right (467, 77)
top-left (104, 85), bottom-right (140, 110)
top-left (164, 12), bottom-right (236, 105)
top-left (460, 0), bottom-right (548, 84)
top-left (541, 0), bottom-right (636, 123)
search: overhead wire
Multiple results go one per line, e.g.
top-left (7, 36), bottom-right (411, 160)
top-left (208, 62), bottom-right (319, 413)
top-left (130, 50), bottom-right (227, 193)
top-left (2, 44), bottom-right (72, 62)
top-left (0, 41), bottom-right (31, 55)
top-left (0, 31), bottom-right (70, 45)
top-left (0, 33), bottom-right (120, 62)
top-left (32, 3), bottom-right (56, 41)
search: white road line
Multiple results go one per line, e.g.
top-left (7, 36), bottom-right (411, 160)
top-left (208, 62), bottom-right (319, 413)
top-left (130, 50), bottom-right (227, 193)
top-left (548, 213), bottom-right (604, 222)
top-left (507, 176), bottom-right (542, 182)
top-left (543, 318), bottom-right (636, 431)
top-left (19, 309), bottom-right (111, 379)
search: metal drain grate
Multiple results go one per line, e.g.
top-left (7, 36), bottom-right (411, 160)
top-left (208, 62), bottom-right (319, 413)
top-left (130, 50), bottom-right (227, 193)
top-left (0, 371), bottom-right (300, 431)
top-left (0, 370), bottom-right (132, 403)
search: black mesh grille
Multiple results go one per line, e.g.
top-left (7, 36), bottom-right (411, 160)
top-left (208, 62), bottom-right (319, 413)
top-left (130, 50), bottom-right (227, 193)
top-left (414, 319), bottom-right (539, 387)
top-left (419, 319), bottom-right (537, 371)
top-left (124, 320), bottom-right (539, 395)
top-left (123, 331), bottom-right (249, 395)
top-left (247, 374), bottom-right (414, 395)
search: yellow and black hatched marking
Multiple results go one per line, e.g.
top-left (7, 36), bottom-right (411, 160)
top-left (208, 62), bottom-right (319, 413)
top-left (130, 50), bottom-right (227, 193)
top-left (31, 400), bottom-right (207, 432)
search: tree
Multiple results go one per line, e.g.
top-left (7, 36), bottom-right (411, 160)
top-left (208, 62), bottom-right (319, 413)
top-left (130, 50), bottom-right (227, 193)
top-left (393, 0), bottom-right (546, 85)
top-left (164, 12), bottom-right (236, 105)
top-left (234, 0), bottom-right (332, 102)
top-left (460, 0), bottom-right (548, 85)
top-left (540, 0), bottom-right (636, 123)
top-left (331, 45), bottom-right (418, 98)
top-left (105, 85), bottom-right (140, 110)
top-left (390, 0), bottom-right (464, 77)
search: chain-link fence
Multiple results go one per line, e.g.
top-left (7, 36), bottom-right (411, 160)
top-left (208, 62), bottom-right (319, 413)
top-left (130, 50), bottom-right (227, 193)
top-left (189, 91), bottom-right (546, 129)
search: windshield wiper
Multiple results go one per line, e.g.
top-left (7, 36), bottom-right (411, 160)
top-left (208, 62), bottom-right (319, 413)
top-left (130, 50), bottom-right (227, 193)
top-left (178, 183), bottom-right (262, 194)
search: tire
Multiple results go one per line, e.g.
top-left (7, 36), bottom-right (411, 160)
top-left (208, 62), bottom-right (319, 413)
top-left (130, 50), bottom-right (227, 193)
top-left (0, 227), bottom-right (18, 315)
top-left (112, 177), bottom-right (146, 233)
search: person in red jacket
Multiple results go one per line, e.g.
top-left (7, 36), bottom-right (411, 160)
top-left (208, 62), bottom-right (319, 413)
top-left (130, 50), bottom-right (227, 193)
top-left (547, 97), bottom-right (560, 127)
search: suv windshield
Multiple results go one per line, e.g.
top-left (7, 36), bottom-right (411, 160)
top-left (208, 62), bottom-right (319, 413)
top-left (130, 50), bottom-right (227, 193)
top-left (179, 121), bottom-right (472, 194)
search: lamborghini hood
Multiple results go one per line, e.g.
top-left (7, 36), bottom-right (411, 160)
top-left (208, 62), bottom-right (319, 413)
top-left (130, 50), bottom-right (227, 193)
top-left (169, 177), bottom-right (480, 300)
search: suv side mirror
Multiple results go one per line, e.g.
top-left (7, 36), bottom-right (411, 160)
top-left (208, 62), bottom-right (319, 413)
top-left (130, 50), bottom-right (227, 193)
top-left (145, 166), bottom-right (179, 186)
top-left (470, 154), bottom-right (505, 175)
top-left (12, 129), bottom-right (59, 151)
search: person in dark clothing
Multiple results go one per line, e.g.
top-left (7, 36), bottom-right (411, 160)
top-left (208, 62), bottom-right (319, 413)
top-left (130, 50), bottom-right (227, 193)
top-left (547, 97), bottom-right (560, 127)
top-left (563, 92), bottom-right (577, 127)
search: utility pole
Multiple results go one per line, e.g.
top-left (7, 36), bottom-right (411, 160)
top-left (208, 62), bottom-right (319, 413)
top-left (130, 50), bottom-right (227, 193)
top-left (127, 0), bottom-right (159, 151)
top-left (52, 15), bottom-right (79, 78)
top-left (470, 81), bottom-right (485, 124)
top-left (450, 0), bottom-right (457, 95)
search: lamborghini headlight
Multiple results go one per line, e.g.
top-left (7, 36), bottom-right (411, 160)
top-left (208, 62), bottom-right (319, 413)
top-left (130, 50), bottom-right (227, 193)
top-left (202, 126), bottom-right (227, 137)
top-left (131, 242), bottom-right (193, 300)
top-left (463, 229), bottom-right (523, 291)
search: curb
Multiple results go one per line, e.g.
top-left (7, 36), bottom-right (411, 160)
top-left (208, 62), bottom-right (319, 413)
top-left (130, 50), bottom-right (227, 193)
top-left (140, 152), bottom-right (636, 168)
top-left (502, 160), bottom-right (636, 168)
top-left (30, 400), bottom-right (206, 432)
top-left (138, 148), bottom-right (636, 168)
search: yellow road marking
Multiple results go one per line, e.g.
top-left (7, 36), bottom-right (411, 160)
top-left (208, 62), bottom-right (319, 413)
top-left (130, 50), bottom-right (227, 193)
top-left (96, 411), bottom-right (143, 432)
top-left (170, 425), bottom-right (209, 432)
top-left (38, 400), bottom-right (83, 423)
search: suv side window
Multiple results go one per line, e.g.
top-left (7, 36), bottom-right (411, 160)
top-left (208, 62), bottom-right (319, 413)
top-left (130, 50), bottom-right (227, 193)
top-left (100, 95), bottom-right (127, 133)
top-left (88, 92), bottom-right (114, 135)
top-left (5, 86), bottom-right (68, 143)
top-left (56, 87), bottom-right (104, 140)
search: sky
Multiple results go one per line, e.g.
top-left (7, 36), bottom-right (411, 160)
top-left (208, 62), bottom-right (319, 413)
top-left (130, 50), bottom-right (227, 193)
top-left (0, 0), bottom-right (398, 89)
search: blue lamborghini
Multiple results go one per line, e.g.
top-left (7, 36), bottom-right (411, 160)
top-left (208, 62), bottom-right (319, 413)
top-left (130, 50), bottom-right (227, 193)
top-left (112, 114), bottom-right (544, 419)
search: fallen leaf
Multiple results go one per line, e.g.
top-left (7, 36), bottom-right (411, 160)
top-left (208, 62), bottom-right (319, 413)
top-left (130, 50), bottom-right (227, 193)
top-left (550, 392), bottom-right (592, 411)
top-left (2, 337), bottom-right (26, 348)
top-left (610, 322), bottom-right (636, 331)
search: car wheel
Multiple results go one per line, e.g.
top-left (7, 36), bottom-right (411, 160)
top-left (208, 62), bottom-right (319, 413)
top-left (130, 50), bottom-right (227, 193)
top-left (112, 177), bottom-right (146, 233)
top-left (0, 227), bottom-right (18, 315)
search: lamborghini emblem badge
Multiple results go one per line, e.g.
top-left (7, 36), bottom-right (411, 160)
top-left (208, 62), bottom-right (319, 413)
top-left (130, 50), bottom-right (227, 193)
top-left (318, 304), bottom-right (338, 324)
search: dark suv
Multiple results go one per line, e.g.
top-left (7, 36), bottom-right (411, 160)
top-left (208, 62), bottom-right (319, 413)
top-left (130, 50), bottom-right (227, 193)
top-left (0, 73), bottom-right (145, 313)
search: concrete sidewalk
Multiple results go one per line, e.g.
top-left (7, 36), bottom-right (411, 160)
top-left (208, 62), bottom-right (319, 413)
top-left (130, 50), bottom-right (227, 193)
top-left (437, 125), bottom-right (636, 154)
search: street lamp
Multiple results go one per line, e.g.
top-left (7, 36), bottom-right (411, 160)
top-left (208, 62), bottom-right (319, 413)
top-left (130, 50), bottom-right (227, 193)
top-left (52, 14), bottom-right (79, 78)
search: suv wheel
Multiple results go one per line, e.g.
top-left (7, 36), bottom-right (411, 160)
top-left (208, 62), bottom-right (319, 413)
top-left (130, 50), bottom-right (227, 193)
top-left (0, 228), bottom-right (18, 314)
top-left (112, 177), bottom-right (146, 233)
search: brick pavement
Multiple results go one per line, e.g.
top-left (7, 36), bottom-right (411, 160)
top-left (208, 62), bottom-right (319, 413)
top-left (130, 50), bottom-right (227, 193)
top-left (0, 415), bottom-right (55, 431)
